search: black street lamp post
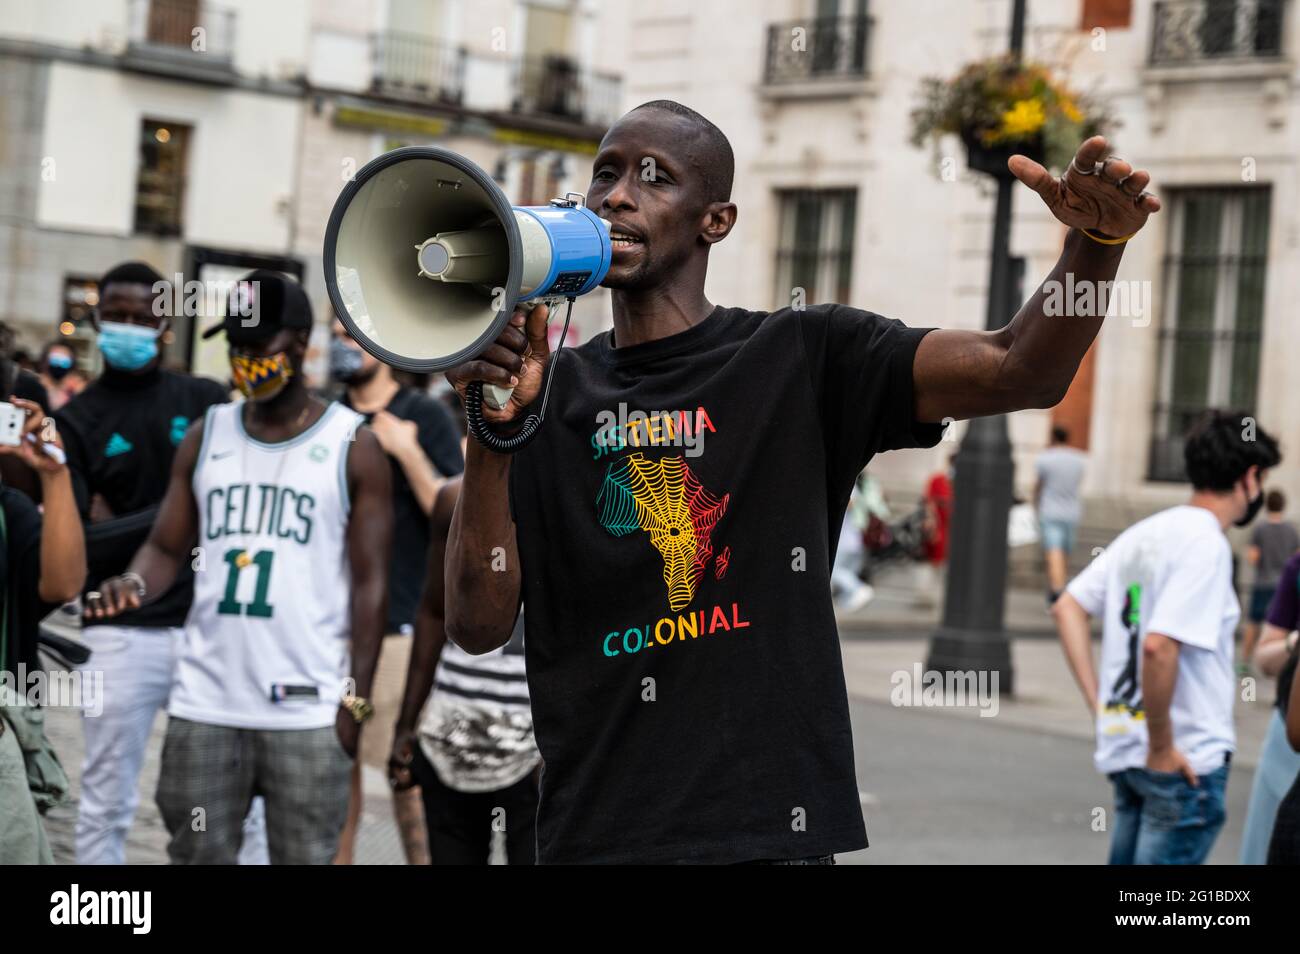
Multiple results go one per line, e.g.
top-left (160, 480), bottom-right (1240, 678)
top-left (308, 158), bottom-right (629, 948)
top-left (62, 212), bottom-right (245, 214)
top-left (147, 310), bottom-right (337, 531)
top-left (925, 0), bottom-right (1028, 696)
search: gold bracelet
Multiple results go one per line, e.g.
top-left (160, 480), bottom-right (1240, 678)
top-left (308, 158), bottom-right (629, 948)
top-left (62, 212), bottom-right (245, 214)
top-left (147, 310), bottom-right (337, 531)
top-left (1081, 227), bottom-right (1136, 246)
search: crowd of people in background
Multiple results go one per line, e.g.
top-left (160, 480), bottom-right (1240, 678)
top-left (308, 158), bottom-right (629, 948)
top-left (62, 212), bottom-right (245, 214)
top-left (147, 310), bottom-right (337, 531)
top-left (0, 260), bottom-right (537, 865)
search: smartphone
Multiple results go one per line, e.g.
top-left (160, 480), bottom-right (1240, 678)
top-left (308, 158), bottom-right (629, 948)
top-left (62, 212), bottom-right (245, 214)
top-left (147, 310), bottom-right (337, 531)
top-left (0, 401), bottom-right (23, 447)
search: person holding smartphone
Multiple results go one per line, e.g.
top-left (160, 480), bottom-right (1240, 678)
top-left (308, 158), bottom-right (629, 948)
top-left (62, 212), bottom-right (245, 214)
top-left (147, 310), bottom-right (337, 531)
top-left (0, 397), bottom-right (87, 863)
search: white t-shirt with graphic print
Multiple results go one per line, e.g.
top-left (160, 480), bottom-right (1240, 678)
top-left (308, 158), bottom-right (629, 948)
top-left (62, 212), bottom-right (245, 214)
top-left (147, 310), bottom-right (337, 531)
top-left (1066, 505), bottom-right (1239, 776)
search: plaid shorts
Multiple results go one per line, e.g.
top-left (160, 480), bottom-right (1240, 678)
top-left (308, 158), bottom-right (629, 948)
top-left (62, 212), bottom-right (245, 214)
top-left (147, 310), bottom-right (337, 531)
top-left (155, 717), bottom-right (352, 865)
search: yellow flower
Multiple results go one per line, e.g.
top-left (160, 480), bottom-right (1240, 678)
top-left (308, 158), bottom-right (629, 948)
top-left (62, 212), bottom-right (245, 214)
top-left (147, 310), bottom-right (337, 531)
top-left (1059, 96), bottom-right (1083, 124)
top-left (999, 98), bottom-right (1046, 139)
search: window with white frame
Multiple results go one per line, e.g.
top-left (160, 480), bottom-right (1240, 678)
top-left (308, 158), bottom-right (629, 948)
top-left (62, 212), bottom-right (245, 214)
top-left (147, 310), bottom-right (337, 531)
top-left (773, 188), bottom-right (857, 309)
top-left (1149, 186), bottom-right (1270, 481)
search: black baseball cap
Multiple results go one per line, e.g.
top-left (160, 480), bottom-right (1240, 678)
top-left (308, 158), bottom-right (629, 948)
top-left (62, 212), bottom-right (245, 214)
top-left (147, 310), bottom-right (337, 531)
top-left (201, 270), bottom-right (313, 345)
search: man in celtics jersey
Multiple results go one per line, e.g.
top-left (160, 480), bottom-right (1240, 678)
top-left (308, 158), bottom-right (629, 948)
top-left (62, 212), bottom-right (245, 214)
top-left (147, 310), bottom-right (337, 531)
top-left (87, 271), bottom-right (393, 864)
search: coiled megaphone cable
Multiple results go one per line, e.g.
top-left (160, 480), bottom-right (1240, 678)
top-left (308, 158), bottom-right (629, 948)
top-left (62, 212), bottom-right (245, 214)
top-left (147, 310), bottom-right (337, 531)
top-left (465, 297), bottom-right (575, 454)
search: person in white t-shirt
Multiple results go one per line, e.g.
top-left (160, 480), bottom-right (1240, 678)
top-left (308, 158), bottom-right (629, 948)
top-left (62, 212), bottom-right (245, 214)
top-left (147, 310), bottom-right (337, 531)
top-left (1052, 410), bottom-right (1281, 865)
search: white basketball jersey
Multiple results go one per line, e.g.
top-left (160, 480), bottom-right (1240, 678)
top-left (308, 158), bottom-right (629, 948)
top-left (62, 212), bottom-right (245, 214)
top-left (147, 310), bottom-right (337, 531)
top-left (170, 400), bottom-right (363, 730)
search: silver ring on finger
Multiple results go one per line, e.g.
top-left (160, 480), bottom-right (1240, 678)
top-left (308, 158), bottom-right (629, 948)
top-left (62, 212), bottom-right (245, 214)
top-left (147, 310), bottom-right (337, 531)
top-left (1115, 174), bottom-right (1142, 196)
top-left (1135, 190), bottom-right (1155, 205)
top-left (1070, 156), bottom-right (1098, 176)
top-left (86, 591), bottom-right (101, 603)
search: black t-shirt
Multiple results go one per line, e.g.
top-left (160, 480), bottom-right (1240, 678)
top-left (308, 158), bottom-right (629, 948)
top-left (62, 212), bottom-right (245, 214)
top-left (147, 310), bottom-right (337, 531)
top-left (55, 366), bottom-right (229, 628)
top-left (0, 487), bottom-right (59, 681)
top-left (509, 303), bottom-right (941, 863)
top-left (344, 387), bottom-right (464, 632)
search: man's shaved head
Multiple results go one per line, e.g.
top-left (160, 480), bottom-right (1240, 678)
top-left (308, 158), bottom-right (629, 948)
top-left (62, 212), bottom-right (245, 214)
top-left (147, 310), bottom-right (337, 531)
top-left (589, 101), bottom-right (739, 291)
top-left (630, 100), bottom-right (734, 203)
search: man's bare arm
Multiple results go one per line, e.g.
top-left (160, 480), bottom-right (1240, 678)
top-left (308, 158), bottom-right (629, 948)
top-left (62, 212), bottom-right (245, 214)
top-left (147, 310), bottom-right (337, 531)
top-left (444, 440), bottom-right (521, 654)
top-left (1051, 593), bottom-right (1099, 715)
top-left (0, 398), bottom-right (88, 601)
top-left (346, 427), bottom-right (393, 704)
top-left (1254, 623), bottom-right (1294, 679)
top-left (38, 468), bottom-right (86, 603)
top-left (336, 426), bottom-right (393, 759)
top-left (441, 305), bottom-right (545, 655)
top-left (397, 479), bottom-right (458, 735)
top-left (1286, 653), bottom-right (1300, 751)
top-left (1142, 632), bottom-right (1198, 785)
top-left (913, 136), bottom-right (1160, 424)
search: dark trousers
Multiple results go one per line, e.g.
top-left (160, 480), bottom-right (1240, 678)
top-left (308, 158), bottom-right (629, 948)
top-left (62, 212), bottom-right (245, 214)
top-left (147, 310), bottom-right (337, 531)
top-left (409, 743), bottom-right (538, 865)
top-left (1268, 769), bottom-right (1300, 864)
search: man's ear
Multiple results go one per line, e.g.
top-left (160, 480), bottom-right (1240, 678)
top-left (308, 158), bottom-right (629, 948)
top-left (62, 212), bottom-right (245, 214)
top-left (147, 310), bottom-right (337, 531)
top-left (700, 201), bottom-right (738, 245)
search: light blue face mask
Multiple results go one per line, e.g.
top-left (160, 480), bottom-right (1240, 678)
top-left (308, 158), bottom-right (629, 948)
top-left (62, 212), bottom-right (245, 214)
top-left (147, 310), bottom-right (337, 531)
top-left (98, 321), bottom-right (160, 371)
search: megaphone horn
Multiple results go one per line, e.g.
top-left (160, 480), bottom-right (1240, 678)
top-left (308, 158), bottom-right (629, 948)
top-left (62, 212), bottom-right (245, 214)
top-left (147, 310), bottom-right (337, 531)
top-left (323, 146), bottom-right (612, 452)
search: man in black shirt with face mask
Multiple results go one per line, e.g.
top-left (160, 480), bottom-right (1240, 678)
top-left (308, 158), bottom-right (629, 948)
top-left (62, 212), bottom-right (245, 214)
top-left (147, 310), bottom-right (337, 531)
top-left (54, 261), bottom-right (229, 864)
top-left (442, 100), bottom-right (1163, 864)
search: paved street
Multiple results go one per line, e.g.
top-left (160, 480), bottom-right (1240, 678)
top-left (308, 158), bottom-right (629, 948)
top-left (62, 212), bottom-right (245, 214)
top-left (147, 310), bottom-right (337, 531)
top-left (836, 634), bottom-right (1263, 864)
top-left (841, 698), bottom-right (1248, 865)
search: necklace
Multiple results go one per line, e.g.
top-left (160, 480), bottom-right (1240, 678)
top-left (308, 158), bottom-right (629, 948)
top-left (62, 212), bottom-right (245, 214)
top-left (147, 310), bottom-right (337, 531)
top-left (232, 399), bottom-right (319, 569)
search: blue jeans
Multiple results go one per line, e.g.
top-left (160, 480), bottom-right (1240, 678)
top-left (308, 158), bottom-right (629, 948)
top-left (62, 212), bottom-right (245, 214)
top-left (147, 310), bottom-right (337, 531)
top-left (1108, 763), bottom-right (1229, 865)
top-left (1240, 709), bottom-right (1300, 863)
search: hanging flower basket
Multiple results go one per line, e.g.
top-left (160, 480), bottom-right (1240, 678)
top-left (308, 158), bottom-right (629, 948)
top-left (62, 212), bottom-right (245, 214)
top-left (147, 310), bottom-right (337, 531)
top-left (910, 56), bottom-right (1114, 177)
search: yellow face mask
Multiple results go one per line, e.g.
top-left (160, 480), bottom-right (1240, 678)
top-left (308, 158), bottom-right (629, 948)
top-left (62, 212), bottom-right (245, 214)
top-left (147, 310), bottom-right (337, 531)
top-left (230, 351), bottom-right (293, 402)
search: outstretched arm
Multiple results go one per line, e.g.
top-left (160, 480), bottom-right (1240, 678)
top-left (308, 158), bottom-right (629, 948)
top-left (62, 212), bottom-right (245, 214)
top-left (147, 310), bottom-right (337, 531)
top-left (914, 136), bottom-right (1161, 424)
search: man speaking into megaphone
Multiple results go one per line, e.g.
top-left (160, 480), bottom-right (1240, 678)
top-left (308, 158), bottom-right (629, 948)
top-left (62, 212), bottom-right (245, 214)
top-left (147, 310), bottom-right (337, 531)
top-left (443, 99), bottom-right (1159, 864)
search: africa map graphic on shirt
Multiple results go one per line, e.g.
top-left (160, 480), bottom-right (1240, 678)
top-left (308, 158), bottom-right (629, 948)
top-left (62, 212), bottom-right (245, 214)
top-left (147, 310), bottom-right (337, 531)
top-left (596, 453), bottom-right (730, 611)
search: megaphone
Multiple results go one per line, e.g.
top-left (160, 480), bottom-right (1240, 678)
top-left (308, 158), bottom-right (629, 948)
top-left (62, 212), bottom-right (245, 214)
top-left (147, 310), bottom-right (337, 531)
top-left (323, 146), bottom-right (612, 451)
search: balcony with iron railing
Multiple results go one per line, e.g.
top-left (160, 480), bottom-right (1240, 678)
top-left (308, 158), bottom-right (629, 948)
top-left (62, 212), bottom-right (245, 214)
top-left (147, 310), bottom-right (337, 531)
top-left (309, 28), bottom-right (622, 135)
top-left (125, 0), bottom-right (236, 82)
top-left (1150, 0), bottom-right (1286, 64)
top-left (371, 31), bottom-right (466, 105)
top-left (510, 54), bottom-right (622, 130)
top-left (763, 15), bottom-right (872, 85)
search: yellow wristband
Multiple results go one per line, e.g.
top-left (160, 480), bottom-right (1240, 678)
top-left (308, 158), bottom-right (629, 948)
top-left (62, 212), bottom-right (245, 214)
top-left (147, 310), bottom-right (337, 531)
top-left (1081, 227), bottom-right (1136, 246)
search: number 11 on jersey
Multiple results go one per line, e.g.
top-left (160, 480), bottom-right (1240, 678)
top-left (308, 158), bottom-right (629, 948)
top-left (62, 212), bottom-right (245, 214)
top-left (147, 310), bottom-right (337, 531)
top-left (217, 548), bottom-right (276, 618)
